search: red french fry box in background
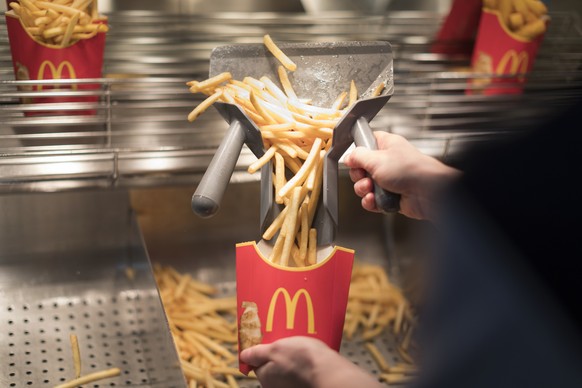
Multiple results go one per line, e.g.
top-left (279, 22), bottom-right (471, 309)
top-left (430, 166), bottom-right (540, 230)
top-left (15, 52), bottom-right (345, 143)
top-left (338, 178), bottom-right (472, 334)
top-left (467, 9), bottom-right (548, 95)
top-left (5, 11), bottom-right (107, 116)
top-left (431, 0), bottom-right (483, 56)
top-left (236, 242), bottom-right (354, 375)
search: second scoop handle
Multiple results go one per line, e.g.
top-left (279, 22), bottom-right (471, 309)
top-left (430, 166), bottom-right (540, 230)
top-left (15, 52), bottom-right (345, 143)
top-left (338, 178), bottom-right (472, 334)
top-left (352, 117), bottom-right (401, 213)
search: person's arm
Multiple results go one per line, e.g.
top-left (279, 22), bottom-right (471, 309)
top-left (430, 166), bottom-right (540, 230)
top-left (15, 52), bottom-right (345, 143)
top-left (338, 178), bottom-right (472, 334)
top-left (240, 336), bottom-right (384, 388)
top-left (344, 131), bottom-right (461, 221)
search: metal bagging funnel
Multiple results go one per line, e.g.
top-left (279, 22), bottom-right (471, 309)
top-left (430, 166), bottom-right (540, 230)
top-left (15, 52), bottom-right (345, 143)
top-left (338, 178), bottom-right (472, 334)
top-left (191, 40), bottom-right (400, 246)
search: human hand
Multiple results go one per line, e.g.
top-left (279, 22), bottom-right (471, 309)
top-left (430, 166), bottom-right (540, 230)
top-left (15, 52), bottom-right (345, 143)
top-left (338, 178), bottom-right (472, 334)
top-left (344, 131), bottom-right (460, 221)
top-left (240, 336), bottom-right (383, 388)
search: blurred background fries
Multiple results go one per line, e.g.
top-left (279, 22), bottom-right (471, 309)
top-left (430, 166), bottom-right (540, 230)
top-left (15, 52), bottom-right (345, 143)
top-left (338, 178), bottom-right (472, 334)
top-left (8, 0), bottom-right (108, 47)
top-left (484, 0), bottom-right (549, 40)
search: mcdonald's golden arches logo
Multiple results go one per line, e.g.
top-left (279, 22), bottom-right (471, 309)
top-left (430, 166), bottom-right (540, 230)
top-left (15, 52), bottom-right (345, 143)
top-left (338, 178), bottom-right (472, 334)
top-left (36, 60), bottom-right (77, 91)
top-left (266, 288), bottom-right (316, 334)
top-left (496, 50), bottom-right (529, 76)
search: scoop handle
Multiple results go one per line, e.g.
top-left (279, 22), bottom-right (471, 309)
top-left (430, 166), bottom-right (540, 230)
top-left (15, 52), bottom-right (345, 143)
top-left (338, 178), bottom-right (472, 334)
top-left (192, 120), bottom-right (246, 218)
top-left (352, 117), bottom-right (401, 213)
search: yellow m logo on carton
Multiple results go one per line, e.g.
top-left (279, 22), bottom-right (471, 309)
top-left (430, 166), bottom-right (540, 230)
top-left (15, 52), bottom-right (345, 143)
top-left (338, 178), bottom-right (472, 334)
top-left (497, 50), bottom-right (529, 75)
top-left (266, 288), bottom-right (316, 334)
top-left (37, 60), bottom-right (77, 91)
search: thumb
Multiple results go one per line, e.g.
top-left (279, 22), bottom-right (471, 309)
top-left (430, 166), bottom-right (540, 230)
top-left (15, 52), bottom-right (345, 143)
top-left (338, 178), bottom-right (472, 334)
top-left (240, 344), bottom-right (272, 368)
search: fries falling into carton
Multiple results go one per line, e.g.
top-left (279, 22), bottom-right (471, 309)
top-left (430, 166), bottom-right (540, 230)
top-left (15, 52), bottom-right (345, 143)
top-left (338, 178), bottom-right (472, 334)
top-left (187, 35), bottom-right (384, 268)
top-left (483, 0), bottom-right (549, 40)
top-left (8, 0), bottom-right (108, 48)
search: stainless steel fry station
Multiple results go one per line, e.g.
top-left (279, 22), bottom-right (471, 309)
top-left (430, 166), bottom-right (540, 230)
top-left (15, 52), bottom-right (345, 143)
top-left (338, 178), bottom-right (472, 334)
top-left (1, 1), bottom-right (581, 387)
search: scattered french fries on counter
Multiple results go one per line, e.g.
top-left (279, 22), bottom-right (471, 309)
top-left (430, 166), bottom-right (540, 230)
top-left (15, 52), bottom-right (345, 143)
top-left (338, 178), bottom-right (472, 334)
top-left (153, 264), bottom-right (256, 388)
top-left (53, 333), bottom-right (121, 388)
top-left (8, 0), bottom-right (108, 48)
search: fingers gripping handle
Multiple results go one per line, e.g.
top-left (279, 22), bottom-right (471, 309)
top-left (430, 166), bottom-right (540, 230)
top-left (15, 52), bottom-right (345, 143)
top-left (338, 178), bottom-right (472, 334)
top-left (192, 120), bottom-right (247, 218)
top-left (352, 117), bottom-right (401, 213)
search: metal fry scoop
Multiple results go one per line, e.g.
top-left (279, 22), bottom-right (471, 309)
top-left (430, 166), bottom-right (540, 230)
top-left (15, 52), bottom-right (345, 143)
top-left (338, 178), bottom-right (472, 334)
top-left (191, 41), bottom-right (400, 247)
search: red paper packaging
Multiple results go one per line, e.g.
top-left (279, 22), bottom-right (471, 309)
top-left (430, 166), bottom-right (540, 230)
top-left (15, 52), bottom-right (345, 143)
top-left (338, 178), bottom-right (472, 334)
top-left (468, 4), bottom-right (549, 95)
top-left (236, 242), bottom-right (354, 375)
top-left (431, 0), bottom-right (483, 56)
top-left (5, 10), bottom-right (107, 115)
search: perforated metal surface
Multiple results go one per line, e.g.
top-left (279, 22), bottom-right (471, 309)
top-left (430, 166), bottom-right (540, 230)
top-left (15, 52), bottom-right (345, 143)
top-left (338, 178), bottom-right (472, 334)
top-left (0, 190), bottom-right (186, 388)
top-left (1, 290), bottom-right (183, 387)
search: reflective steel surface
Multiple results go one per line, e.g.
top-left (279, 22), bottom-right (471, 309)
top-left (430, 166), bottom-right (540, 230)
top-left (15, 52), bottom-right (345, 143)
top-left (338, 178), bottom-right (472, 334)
top-left (1, 11), bottom-right (581, 192)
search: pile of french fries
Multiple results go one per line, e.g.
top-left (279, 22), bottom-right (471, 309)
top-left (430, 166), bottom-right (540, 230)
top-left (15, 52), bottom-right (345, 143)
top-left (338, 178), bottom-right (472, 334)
top-left (484, 0), bottom-right (549, 40)
top-left (8, 0), bottom-right (108, 47)
top-left (187, 35), bottom-right (384, 268)
top-left (154, 264), bottom-right (256, 388)
top-left (346, 262), bottom-right (418, 385)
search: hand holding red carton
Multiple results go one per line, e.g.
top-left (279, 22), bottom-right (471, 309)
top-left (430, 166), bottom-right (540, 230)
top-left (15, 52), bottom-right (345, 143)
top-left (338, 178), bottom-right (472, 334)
top-left (469, 0), bottom-right (550, 95)
top-left (5, 0), bottom-right (108, 115)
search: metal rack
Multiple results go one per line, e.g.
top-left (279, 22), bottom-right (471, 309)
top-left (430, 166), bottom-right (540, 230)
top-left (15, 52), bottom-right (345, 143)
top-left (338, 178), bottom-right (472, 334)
top-left (1, 11), bottom-right (581, 192)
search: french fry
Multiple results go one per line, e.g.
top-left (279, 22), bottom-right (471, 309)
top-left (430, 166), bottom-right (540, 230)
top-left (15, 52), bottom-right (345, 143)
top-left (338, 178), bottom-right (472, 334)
top-left (307, 228), bottom-right (317, 266)
top-left (263, 34), bottom-right (297, 72)
top-left (280, 187), bottom-right (302, 266)
top-left (9, 0), bottom-right (108, 47)
top-left (515, 17), bottom-right (547, 40)
top-left (54, 368), bottom-right (121, 388)
top-left (69, 333), bottom-right (82, 379)
top-left (372, 82), bottom-right (385, 97)
top-left (247, 145), bottom-right (277, 174)
top-left (188, 90), bottom-right (222, 122)
top-left (277, 65), bottom-right (297, 99)
top-left (278, 137), bottom-right (322, 199)
top-left (349, 80), bottom-right (358, 106)
top-left (60, 11), bottom-right (79, 47)
top-left (274, 151), bottom-right (286, 204)
top-left (190, 72), bottom-right (232, 93)
top-left (486, 0), bottom-right (548, 40)
top-left (379, 373), bottom-right (413, 385)
top-left (365, 342), bottom-right (390, 372)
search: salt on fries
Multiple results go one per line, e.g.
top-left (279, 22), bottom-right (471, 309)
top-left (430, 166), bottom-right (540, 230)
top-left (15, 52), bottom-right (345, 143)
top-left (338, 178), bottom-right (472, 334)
top-left (483, 0), bottom-right (549, 40)
top-left (187, 35), bottom-right (368, 267)
top-left (154, 264), bottom-right (257, 388)
top-left (8, 0), bottom-right (108, 47)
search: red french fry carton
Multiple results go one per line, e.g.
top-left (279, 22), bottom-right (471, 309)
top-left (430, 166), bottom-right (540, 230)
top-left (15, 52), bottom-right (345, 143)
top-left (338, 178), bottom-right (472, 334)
top-left (236, 241), bottom-right (354, 375)
top-left (5, 10), bottom-right (107, 116)
top-left (468, 8), bottom-right (548, 95)
top-left (431, 0), bottom-right (483, 56)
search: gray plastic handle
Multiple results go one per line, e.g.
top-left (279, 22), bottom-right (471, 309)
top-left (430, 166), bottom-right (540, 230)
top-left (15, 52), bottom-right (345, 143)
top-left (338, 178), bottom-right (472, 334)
top-left (192, 120), bottom-right (246, 218)
top-left (353, 117), bottom-right (401, 213)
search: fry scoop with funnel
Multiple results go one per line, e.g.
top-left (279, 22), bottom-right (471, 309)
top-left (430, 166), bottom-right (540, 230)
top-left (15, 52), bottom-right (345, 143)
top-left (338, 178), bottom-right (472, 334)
top-left (189, 39), bottom-right (398, 374)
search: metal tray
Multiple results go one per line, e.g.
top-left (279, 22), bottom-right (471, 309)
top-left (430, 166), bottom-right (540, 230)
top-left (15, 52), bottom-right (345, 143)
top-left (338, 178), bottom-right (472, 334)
top-left (0, 190), bottom-right (186, 387)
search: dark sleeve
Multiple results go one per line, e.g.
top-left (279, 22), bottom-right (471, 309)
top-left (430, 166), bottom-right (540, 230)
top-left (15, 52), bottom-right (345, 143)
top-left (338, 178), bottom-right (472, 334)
top-left (413, 100), bottom-right (582, 388)
top-left (458, 100), bottom-right (582, 326)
